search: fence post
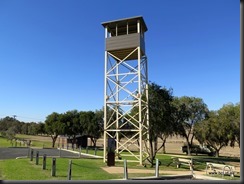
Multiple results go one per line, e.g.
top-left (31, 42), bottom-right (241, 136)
top-left (51, 158), bottom-right (56, 176)
top-left (79, 147), bottom-right (81, 158)
top-left (190, 158), bottom-right (194, 176)
top-left (27, 147), bottom-right (30, 157)
top-left (43, 154), bottom-right (47, 170)
top-left (30, 149), bottom-right (34, 161)
top-left (67, 160), bottom-right (72, 180)
top-left (155, 159), bottom-right (159, 177)
top-left (94, 147), bottom-right (97, 155)
top-left (124, 159), bottom-right (128, 180)
top-left (36, 151), bottom-right (39, 165)
top-left (59, 148), bottom-right (61, 157)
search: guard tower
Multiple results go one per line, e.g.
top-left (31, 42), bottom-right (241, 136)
top-left (102, 16), bottom-right (149, 165)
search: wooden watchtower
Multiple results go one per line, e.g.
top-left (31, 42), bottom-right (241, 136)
top-left (102, 16), bottom-right (149, 165)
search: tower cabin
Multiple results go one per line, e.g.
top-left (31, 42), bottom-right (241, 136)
top-left (101, 16), bottom-right (148, 61)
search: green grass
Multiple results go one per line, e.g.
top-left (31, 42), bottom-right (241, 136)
top-left (0, 156), bottom-right (240, 180)
top-left (0, 137), bottom-right (12, 147)
top-left (0, 158), bottom-right (123, 180)
top-left (0, 136), bottom-right (240, 180)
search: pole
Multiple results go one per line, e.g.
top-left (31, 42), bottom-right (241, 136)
top-left (30, 149), bottom-right (34, 161)
top-left (36, 151), bottom-right (39, 165)
top-left (67, 160), bottom-right (72, 180)
top-left (51, 158), bottom-right (56, 177)
top-left (43, 154), bottom-right (47, 170)
top-left (123, 159), bottom-right (128, 180)
top-left (155, 159), bottom-right (159, 177)
top-left (27, 147), bottom-right (30, 157)
top-left (59, 148), bottom-right (61, 157)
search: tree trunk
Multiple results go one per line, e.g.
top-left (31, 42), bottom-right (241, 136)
top-left (51, 135), bottom-right (58, 148)
top-left (148, 139), bottom-right (154, 167)
top-left (72, 136), bottom-right (76, 150)
top-left (93, 139), bottom-right (97, 147)
top-left (190, 133), bottom-right (195, 146)
top-left (162, 143), bottom-right (166, 154)
top-left (90, 137), bottom-right (96, 147)
top-left (160, 137), bottom-right (166, 154)
top-left (215, 150), bottom-right (219, 158)
top-left (185, 138), bottom-right (191, 155)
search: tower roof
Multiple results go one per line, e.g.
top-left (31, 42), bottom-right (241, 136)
top-left (101, 16), bottom-right (148, 33)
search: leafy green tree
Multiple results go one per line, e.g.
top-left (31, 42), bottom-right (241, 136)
top-left (21, 123), bottom-right (29, 134)
top-left (45, 112), bottom-right (65, 147)
top-left (62, 110), bottom-right (81, 148)
top-left (5, 126), bottom-right (17, 143)
top-left (0, 116), bottom-right (20, 133)
top-left (218, 103), bottom-right (240, 148)
top-left (232, 103), bottom-right (240, 147)
top-left (144, 83), bottom-right (178, 166)
top-left (194, 110), bottom-right (229, 157)
top-left (0, 116), bottom-right (21, 140)
top-left (173, 96), bottom-right (209, 155)
top-left (80, 111), bottom-right (100, 146)
top-left (28, 122), bottom-right (39, 135)
top-left (90, 109), bottom-right (104, 147)
top-left (36, 122), bottom-right (46, 135)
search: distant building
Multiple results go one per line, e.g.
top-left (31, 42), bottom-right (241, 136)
top-left (58, 135), bottom-right (90, 149)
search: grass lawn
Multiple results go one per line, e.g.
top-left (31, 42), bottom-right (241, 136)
top-left (0, 135), bottom-right (240, 180)
top-left (0, 158), bottom-right (123, 180)
top-left (0, 137), bottom-right (12, 147)
top-left (0, 155), bottom-right (240, 180)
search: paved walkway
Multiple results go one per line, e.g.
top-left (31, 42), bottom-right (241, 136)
top-left (0, 147), bottom-right (89, 159)
top-left (101, 166), bottom-right (226, 180)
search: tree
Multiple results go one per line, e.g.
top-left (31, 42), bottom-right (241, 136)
top-left (0, 116), bottom-right (20, 141)
top-left (194, 110), bottom-right (229, 157)
top-left (144, 83), bottom-right (178, 167)
top-left (232, 103), bottom-right (240, 147)
top-left (5, 126), bottom-right (17, 143)
top-left (173, 96), bottom-right (209, 155)
top-left (80, 110), bottom-right (102, 147)
top-left (21, 123), bottom-right (29, 134)
top-left (62, 110), bottom-right (82, 148)
top-left (90, 109), bottom-right (104, 147)
top-left (195, 102), bottom-right (240, 157)
top-left (28, 122), bottom-right (39, 135)
top-left (36, 122), bottom-right (46, 135)
top-left (45, 112), bottom-right (65, 147)
top-left (218, 103), bottom-right (240, 148)
top-left (0, 116), bottom-right (20, 133)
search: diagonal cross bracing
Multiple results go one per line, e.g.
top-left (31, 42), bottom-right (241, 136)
top-left (104, 48), bottom-right (149, 165)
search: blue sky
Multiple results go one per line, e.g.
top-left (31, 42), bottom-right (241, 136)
top-left (0, 0), bottom-right (240, 122)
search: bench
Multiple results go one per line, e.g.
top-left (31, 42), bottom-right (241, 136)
top-left (171, 157), bottom-right (194, 170)
top-left (205, 162), bottom-right (236, 177)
